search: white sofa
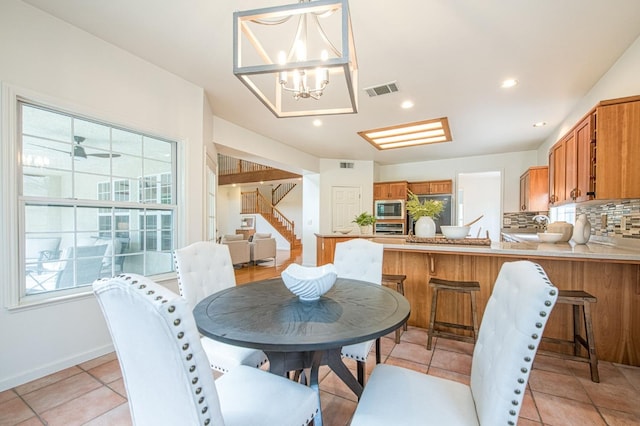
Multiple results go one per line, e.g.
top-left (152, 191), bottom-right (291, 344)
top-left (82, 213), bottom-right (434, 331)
top-left (250, 233), bottom-right (277, 264)
top-left (221, 234), bottom-right (250, 266)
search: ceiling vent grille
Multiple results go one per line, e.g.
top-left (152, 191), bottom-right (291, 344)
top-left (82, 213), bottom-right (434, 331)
top-left (364, 81), bottom-right (399, 97)
top-left (340, 162), bottom-right (354, 169)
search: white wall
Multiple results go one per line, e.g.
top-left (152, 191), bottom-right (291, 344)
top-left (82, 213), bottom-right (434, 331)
top-left (537, 35), bottom-right (640, 162)
top-left (0, 1), bottom-right (207, 390)
top-left (302, 173), bottom-right (320, 266)
top-left (378, 151), bottom-right (538, 213)
top-left (318, 159), bottom-right (375, 234)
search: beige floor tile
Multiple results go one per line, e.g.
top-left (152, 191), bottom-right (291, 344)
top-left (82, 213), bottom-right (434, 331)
top-left (532, 353), bottom-right (572, 375)
top-left (434, 338), bottom-right (475, 355)
top-left (319, 391), bottom-right (357, 426)
top-left (566, 359), bottom-right (625, 386)
top-left (517, 418), bottom-right (542, 426)
top-left (579, 377), bottom-right (640, 416)
top-left (21, 373), bottom-right (102, 413)
top-left (77, 352), bottom-right (118, 371)
top-left (14, 367), bottom-right (83, 396)
top-left (528, 369), bottom-right (591, 403)
top-left (533, 392), bottom-right (606, 426)
top-left (0, 397), bottom-right (36, 426)
top-left (399, 326), bottom-right (428, 346)
top-left (0, 391), bottom-right (17, 405)
top-left (429, 349), bottom-right (472, 376)
top-left (389, 341), bottom-right (433, 365)
top-left (319, 371), bottom-right (358, 402)
top-left (15, 417), bottom-right (44, 426)
top-left (40, 386), bottom-right (125, 426)
top-left (83, 402), bottom-right (131, 426)
top-left (598, 407), bottom-right (640, 425)
top-left (519, 389), bottom-right (541, 422)
top-left (616, 363), bottom-right (640, 391)
top-left (384, 356), bottom-right (428, 374)
top-left (106, 378), bottom-right (127, 398)
top-left (87, 359), bottom-right (122, 384)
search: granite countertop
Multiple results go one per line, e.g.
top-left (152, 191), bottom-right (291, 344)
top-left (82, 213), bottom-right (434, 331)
top-left (315, 233), bottom-right (640, 262)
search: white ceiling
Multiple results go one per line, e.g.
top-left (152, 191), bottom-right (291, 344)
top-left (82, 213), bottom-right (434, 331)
top-left (22, 0), bottom-right (640, 166)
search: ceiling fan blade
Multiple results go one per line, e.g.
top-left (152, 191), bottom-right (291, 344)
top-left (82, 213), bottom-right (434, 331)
top-left (29, 143), bottom-right (119, 159)
top-left (87, 152), bottom-right (121, 158)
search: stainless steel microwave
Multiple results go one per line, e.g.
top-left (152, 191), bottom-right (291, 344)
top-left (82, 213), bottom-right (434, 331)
top-left (374, 199), bottom-right (405, 220)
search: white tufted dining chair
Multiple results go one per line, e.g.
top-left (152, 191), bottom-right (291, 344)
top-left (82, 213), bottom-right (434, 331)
top-left (173, 241), bottom-right (268, 373)
top-left (333, 238), bottom-right (384, 387)
top-left (350, 260), bottom-right (558, 426)
top-left (93, 274), bottom-right (319, 426)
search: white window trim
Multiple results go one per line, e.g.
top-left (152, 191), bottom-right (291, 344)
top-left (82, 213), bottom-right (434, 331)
top-left (1, 82), bottom-right (183, 309)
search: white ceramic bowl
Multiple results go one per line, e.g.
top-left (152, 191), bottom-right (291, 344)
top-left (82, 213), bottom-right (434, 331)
top-left (537, 232), bottom-right (563, 243)
top-left (336, 228), bottom-right (352, 234)
top-left (281, 263), bottom-right (337, 301)
top-left (441, 225), bottom-right (470, 239)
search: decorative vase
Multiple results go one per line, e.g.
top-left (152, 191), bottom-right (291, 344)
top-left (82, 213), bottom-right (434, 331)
top-left (572, 214), bottom-right (591, 244)
top-left (415, 216), bottom-right (436, 238)
top-left (359, 225), bottom-right (372, 235)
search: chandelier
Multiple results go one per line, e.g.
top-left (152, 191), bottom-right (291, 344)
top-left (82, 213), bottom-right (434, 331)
top-left (233, 0), bottom-right (358, 118)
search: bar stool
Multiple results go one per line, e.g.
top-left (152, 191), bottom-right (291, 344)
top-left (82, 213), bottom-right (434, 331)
top-left (382, 274), bottom-right (408, 343)
top-left (426, 277), bottom-right (480, 350)
top-left (541, 290), bottom-right (599, 382)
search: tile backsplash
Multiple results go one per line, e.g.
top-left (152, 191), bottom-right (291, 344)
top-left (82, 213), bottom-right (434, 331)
top-left (503, 199), bottom-right (640, 240)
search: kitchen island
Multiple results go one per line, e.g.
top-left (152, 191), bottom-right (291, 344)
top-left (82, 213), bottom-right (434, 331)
top-left (316, 233), bottom-right (640, 366)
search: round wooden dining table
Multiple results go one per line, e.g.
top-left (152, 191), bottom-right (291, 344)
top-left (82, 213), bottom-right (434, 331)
top-left (194, 276), bottom-right (410, 426)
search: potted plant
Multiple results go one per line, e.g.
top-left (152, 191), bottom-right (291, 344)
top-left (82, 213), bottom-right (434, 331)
top-left (406, 190), bottom-right (445, 237)
top-left (352, 212), bottom-right (376, 235)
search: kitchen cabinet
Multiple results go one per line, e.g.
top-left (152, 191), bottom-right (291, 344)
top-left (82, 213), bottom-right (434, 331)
top-left (548, 96), bottom-right (640, 204)
top-left (594, 98), bottom-right (640, 199)
top-left (407, 180), bottom-right (453, 195)
top-left (519, 166), bottom-right (548, 212)
top-left (374, 181), bottom-right (408, 200)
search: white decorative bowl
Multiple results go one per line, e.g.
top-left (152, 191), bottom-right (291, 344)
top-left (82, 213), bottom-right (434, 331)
top-left (537, 232), bottom-right (563, 243)
top-left (337, 228), bottom-right (352, 234)
top-left (441, 225), bottom-right (470, 239)
top-left (281, 263), bottom-right (337, 301)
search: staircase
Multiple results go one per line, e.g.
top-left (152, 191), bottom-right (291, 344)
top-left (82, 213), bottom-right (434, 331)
top-left (242, 190), bottom-right (301, 248)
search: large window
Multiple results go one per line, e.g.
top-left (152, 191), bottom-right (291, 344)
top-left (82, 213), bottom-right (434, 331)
top-left (19, 101), bottom-right (177, 298)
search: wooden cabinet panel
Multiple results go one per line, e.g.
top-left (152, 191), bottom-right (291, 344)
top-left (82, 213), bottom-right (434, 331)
top-left (520, 166), bottom-right (548, 211)
top-left (575, 114), bottom-right (595, 202)
top-left (407, 180), bottom-right (453, 195)
top-left (549, 142), bottom-right (566, 205)
top-left (374, 181), bottom-right (407, 200)
top-left (595, 100), bottom-right (640, 199)
top-left (407, 182), bottom-right (430, 195)
top-left (429, 180), bottom-right (453, 194)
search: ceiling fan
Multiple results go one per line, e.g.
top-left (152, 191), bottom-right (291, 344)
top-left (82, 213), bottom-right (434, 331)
top-left (32, 136), bottom-right (121, 159)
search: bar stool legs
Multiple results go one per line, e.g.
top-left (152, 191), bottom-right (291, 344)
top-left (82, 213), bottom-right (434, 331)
top-left (541, 290), bottom-right (599, 382)
top-left (382, 274), bottom-right (408, 344)
top-left (427, 277), bottom-right (480, 350)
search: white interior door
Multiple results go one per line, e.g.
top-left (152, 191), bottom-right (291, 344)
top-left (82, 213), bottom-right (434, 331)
top-left (332, 186), bottom-right (361, 231)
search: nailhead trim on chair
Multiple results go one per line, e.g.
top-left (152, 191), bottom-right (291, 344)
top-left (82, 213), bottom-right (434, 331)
top-left (506, 263), bottom-right (557, 426)
top-left (114, 274), bottom-right (213, 426)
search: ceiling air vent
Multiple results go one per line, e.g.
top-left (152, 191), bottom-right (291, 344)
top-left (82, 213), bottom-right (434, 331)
top-left (364, 81), bottom-right (399, 97)
top-left (340, 162), bottom-right (354, 169)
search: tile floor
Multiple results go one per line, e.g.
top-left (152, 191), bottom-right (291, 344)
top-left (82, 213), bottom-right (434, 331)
top-left (1, 327), bottom-right (639, 426)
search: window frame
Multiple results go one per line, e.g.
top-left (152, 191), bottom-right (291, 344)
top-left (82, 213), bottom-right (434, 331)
top-left (2, 87), bottom-right (180, 308)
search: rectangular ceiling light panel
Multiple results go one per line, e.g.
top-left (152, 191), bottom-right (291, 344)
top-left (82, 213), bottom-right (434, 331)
top-left (358, 117), bottom-right (452, 150)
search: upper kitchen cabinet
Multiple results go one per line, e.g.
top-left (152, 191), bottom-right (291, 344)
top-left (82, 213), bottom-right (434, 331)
top-left (407, 180), bottom-right (453, 195)
top-left (595, 97), bottom-right (640, 199)
top-left (549, 95), bottom-right (639, 205)
top-left (520, 166), bottom-right (548, 212)
top-left (374, 181), bottom-right (408, 200)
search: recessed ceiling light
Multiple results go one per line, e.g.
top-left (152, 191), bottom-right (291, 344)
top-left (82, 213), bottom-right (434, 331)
top-left (401, 100), bottom-right (414, 109)
top-left (533, 121), bottom-right (547, 127)
top-left (313, 119), bottom-right (322, 127)
top-left (501, 79), bottom-right (519, 88)
top-left (358, 117), bottom-right (452, 150)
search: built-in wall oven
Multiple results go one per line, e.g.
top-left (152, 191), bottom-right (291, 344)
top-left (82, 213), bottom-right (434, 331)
top-left (374, 199), bottom-right (405, 220)
top-left (375, 222), bottom-right (405, 235)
